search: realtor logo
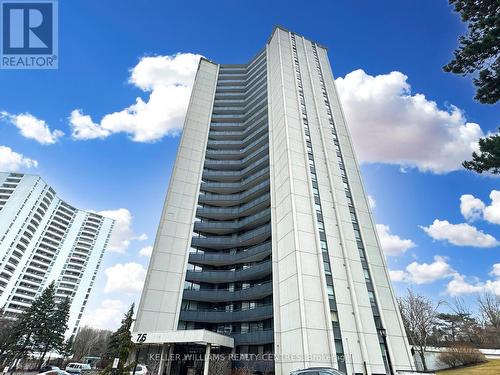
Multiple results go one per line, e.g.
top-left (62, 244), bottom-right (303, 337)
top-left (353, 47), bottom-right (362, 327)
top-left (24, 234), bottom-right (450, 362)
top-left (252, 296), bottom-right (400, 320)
top-left (1, 0), bottom-right (58, 69)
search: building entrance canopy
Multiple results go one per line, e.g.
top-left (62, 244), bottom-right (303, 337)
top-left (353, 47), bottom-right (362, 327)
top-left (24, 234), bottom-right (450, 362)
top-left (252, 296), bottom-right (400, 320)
top-left (132, 329), bottom-right (234, 349)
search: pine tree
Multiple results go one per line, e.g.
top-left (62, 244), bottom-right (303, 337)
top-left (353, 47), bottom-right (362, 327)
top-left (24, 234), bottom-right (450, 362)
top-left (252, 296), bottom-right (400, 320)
top-left (0, 307), bottom-right (16, 360)
top-left (463, 129), bottom-right (500, 174)
top-left (4, 284), bottom-right (53, 368)
top-left (35, 295), bottom-right (71, 368)
top-left (31, 282), bottom-right (57, 368)
top-left (102, 304), bottom-right (135, 375)
top-left (59, 335), bottom-right (74, 362)
top-left (443, 0), bottom-right (499, 104)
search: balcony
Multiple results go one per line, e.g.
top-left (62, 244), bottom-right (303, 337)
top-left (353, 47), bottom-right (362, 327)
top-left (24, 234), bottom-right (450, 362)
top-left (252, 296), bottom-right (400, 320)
top-left (214, 91), bottom-right (266, 113)
top-left (207, 130), bottom-right (268, 150)
top-left (203, 145), bottom-right (268, 171)
top-left (201, 168), bottom-right (269, 194)
top-left (183, 281), bottom-right (272, 302)
top-left (232, 330), bottom-right (274, 345)
top-left (193, 208), bottom-right (270, 235)
top-left (191, 224), bottom-right (271, 249)
top-left (202, 156), bottom-right (269, 182)
top-left (211, 105), bottom-right (267, 128)
top-left (208, 120), bottom-right (267, 145)
top-left (208, 124), bottom-right (265, 142)
top-left (179, 304), bottom-right (272, 323)
top-left (197, 180), bottom-right (269, 207)
top-left (189, 241), bottom-right (271, 265)
top-left (196, 193), bottom-right (270, 220)
top-left (185, 260), bottom-right (272, 283)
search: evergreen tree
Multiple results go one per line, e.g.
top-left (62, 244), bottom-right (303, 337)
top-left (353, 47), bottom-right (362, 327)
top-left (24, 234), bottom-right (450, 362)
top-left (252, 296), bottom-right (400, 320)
top-left (59, 335), bottom-right (74, 362)
top-left (30, 282), bottom-right (56, 368)
top-left (0, 307), bottom-right (16, 360)
top-left (3, 284), bottom-right (52, 368)
top-left (35, 295), bottom-right (71, 368)
top-left (463, 129), bottom-right (500, 174)
top-left (443, 0), bottom-right (500, 104)
top-left (102, 304), bottom-right (135, 375)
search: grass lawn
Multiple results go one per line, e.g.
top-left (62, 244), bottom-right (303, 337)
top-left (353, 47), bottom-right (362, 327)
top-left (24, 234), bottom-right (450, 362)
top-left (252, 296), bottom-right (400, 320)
top-left (437, 359), bottom-right (500, 374)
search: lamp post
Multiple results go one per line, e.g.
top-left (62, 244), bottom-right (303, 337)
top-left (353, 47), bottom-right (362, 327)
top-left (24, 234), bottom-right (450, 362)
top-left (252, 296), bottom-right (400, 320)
top-left (344, 337), bottom-right (354, 375)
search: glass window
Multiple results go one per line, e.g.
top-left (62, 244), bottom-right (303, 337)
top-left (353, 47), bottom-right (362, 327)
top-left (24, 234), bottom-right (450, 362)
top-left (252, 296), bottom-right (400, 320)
top-left (363, 269), bottom-right (370, 280)
top-left (354, 229), bottom-right (361, 240)
top-left (331, 311), bottom-right (338, 322)
top-left (323, 262), bottom-right (331, 274)
top-left (327, 285), bottom-right (334, 296)
top-left (368, 291), bottom-right (376, 303)
top-left (335, 339), bottom-right (344, 353)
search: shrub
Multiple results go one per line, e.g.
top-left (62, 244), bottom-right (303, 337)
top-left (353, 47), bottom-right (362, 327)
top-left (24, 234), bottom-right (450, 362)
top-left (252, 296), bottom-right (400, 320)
top-left (438, 344), bottom-right (486, 368)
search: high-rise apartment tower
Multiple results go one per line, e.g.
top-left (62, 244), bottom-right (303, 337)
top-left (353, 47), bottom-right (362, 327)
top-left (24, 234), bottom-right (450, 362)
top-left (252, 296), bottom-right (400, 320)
top-left (133, 27), bottom-right (415, 375)
top-left (0, 172), bottom-right (113, 336)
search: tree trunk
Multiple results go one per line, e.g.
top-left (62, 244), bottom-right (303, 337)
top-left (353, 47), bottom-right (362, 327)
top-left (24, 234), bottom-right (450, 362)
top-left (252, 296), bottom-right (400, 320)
top-left (419, 349), bottom-right (427, 371)
top-left (37, 345), bottom-right (49, 369)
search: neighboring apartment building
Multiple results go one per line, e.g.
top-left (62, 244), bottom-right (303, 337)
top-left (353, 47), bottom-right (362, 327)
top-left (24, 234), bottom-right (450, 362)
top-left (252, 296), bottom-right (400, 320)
top-left (0, 172), bottom-right (113, 336)
top-left (133, 27), bottom-right (415, 375)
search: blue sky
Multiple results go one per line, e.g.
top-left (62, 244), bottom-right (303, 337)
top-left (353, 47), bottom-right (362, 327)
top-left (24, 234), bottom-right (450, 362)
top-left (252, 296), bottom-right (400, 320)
top-left (0, 0), bottom-right (498, 329)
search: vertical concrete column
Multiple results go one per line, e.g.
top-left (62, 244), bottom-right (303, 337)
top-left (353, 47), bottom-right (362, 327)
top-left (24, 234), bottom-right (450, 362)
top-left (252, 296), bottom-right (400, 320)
top-left (164, 345), bottom-right (173, 375)
top-left (203, 343), bottom-right (211, 375)
top-left (157, 343), bottom-right (168, 375)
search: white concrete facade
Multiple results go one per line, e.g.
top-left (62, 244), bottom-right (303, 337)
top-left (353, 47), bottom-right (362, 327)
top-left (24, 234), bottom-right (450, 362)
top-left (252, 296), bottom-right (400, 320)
top-left (134, 28), bottom-right (414, 375)
top-left (267, 27), bottom-right (414, 375)
top-left (134, 59), bottom-right (219, 332)
top-left (0, 172), bottom-right (113, 335)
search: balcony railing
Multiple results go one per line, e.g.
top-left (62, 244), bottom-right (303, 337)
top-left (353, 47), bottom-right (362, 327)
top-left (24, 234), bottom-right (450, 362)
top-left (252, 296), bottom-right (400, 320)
top-left (185, 259), bottom-right (272, 283)
top-left (196, 193), bottom-right (270, 220)
top-left (183, 281), bottom-right (272, 302)
top-left (232, 329), bottom-right (274, 345)
top-left (179, 304), bottom-right (273, 323)
top-left (191, 224), bottom-right (271, 250)
top-left (201, 168), bottom-right (269, 194)
top-left (194, 209), bottom-right (270, 236)
top-left (188, 241), bottom-right (271, 266)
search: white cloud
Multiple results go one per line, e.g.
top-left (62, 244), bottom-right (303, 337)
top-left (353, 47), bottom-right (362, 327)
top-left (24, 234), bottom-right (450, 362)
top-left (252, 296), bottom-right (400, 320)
top-left (69, 109), bottom-right (110, 140)
top-left (0, 145), bottom-right (38, 171)
top-left (80, 299), bottom-right (127, 330)
top-left (376, 224), bottom-right (416, 256)
top-left (1, 111), bottom-right (63, 145)
top-left (406, 256), bottom-right (456, 284)
top-left (139, 245), bottom-right (153, 257)
top-left (393, 258), bottom-right (500, 296)
top-left (98, 208), bottom-right (147, 253)
top-left (447, 274), bottom-right (487, 296)
top-left (460, 194), bottom-right (486, 221)
top-left (335, 69), bottom-right (484, 173)
top-left (458, 190), bottom-right (500, 225)
top-left (104, 262), bottom-right (146, 294)
top-left (389, 270), bottom-right (406, 282)
top-left (421, 219), bottom-right (498, 248)
top-left (69, 53), bottom-right (202, 142)
top-left (484, 190), bottom-right (500, 225)
top-left (447, 264), bottom-right (500, 297)
top-left (390, 255), bottom-right (456, 284)
top-left (368, 195), bottom-right (376, 209)
top-left (491, 263), bottom-right (500, 278)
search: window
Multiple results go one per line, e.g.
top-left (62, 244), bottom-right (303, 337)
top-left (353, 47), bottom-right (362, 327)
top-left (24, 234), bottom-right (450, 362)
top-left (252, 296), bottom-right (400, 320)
top-left (353, 229), bottom-right (361, 240)
top-left (327, 285), bottom-right (334, 296)
top-left (368, 291), bottom-right (376, 304)
top-left (323, 262), bottom-right (331, 275)
top-left (331, 311), bottom-right (339, 322)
